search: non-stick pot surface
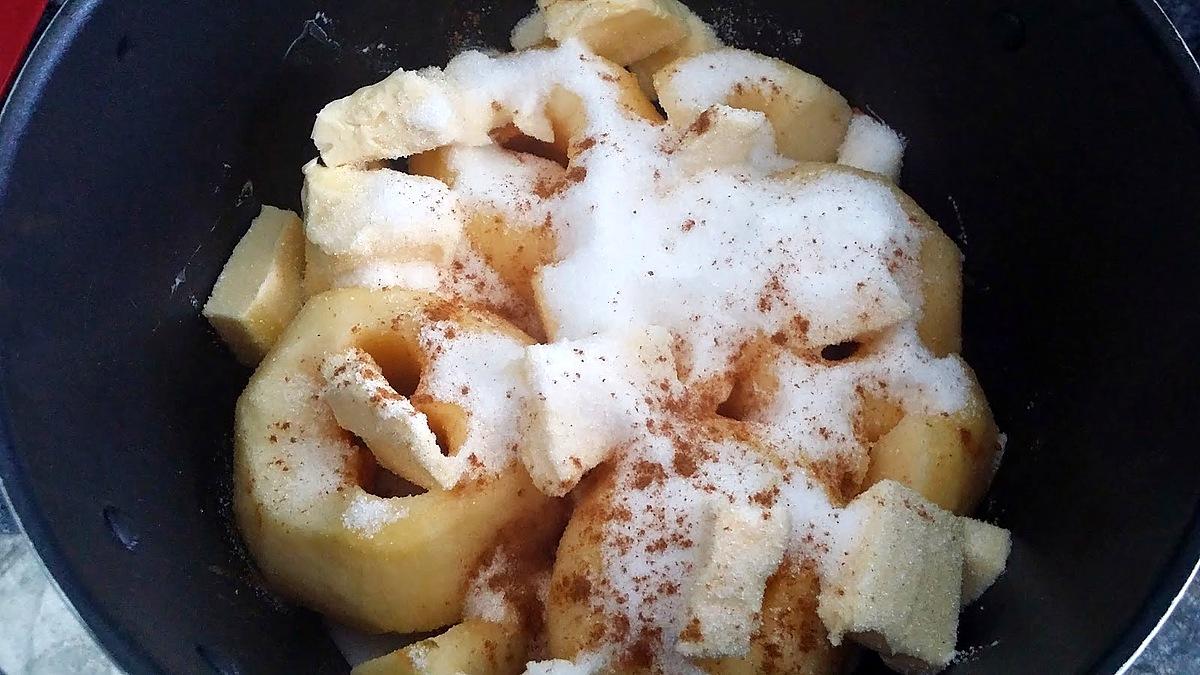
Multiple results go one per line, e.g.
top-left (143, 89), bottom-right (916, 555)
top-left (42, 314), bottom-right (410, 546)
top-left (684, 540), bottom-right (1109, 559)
top-left (1, 1), bottom-right (1199, 673)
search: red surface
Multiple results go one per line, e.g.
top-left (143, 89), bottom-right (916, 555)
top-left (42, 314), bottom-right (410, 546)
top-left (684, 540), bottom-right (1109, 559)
top-left (1, 0), bottom-right (47, 94)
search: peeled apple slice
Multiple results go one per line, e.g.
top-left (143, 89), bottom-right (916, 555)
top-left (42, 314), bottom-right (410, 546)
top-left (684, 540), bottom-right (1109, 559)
top-left (654, 48), bottom-right (852, 162)
top-left (234, 288), bottom-right (562, 632)
top-left (538, 0), bottom-right (689, 65)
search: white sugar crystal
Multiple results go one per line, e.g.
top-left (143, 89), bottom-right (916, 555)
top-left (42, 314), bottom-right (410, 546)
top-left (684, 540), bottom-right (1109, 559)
top-left (440, 245), bottom-right (525, 314)
top-left (437, 143), bottom-right (561, 226)
top-left (418, 321), bottom-right (528, 474)
top-left (539, 169), bottom-right (922, 379)
top-left (838, 112), bottom-right (906, 180)
top-left (341, 492), bottom-right (408, 537)
top-left (299, 32), bottom-right (993, 674)
top-left (594, 434), bottom-right (781, 672)
top-left (524, 653), bottom-right (606, 674)
top-left (749, 324), bottom-right (971, 467)
top-left (300, 161), bottom-right (466, 296)
top-left (656, 48), bottom-right (789, 113)
top-left (510, 10), bottom-right (548, 50)
top-left (332, 260), bottom-right (442, 291)
top-left (302, 160), bottom-right (463, 263)
top-left (464, 552), bottom-right (516, 623)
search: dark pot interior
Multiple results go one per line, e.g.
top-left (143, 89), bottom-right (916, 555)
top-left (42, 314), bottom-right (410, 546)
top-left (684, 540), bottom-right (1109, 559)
top-left (1, 0), bottom-right (1199, 673)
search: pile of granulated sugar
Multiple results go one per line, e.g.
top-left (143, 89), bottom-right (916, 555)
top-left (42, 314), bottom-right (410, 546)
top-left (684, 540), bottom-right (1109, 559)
top-left (439, 246), bottom-right (532, 327)
top-left (747, 323), bottom-right (972, 467)
top-left (341, 490), bottom-right (409, 537)
top-left (568, 426), bottom-right (870, 672)
top-left (778, 468), bottom-right (862, 581)
top-left (304, 34), bottom-right (986, 674)
top-left (520, 326), bottom-right (684, 493)
top-left (586, 429), bottom-right (782, 672)
top-left (527, 87), bottom-right (926, 382)
top-left (434, 143), bottom-right (562, 227)
top-left (256, 367), bottom-right (369, 522)
top-left (539, 168), bottom-right (924, 380)
top-left (415, 320), bottom-right (527, 476)
top-left (332, 260), bottom-right (442, 292)
top-left (311, 41), bottom-right (932, 384)
top-left (464, 550), bottom-right (518, 624)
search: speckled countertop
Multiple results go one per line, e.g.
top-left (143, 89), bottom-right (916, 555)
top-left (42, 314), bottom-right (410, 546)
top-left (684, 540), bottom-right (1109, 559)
top-left (1, 3), bottom-right (1199, 674)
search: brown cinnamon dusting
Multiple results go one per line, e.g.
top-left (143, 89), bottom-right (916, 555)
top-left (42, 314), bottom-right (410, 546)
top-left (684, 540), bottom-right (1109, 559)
top-left (751, 485), bottom-right (781, 509)
top-left (421, 299), bottom-right (458, 324)
top-left (533, 166), bottom-right (587, 200)
top-left (672, 444), bottom-right (699, 478)
top-left (482, 639), bottom-right (498, 665)
top-left (610, 614), bottom-right (631, 642)
top-left (565, 166), bottom-right (587, 184)
top-left (740, 558), bottom-right (834, 673)
top-left (619, 627), bottom-right (662, 670)
top-left (468, 499), bottom-right (568, 640)
top-left (679, 617), bottom-right (703, 643)
top-left (807, 454), bottom-right (865, 504)
top-left (533, 177), bottom-right (556, 199)
top-left (688, 109), bottom-right (714, 135)
top-left (644, 538), bottom-right (669, 554)
top-left (629, 460), bottom-right (667, 490)
top-left (557, 572), bottom-right (593, 603)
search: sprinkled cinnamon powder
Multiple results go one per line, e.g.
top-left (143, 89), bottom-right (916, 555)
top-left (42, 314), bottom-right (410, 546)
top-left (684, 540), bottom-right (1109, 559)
top-left (287, 23), bottom-right (999, 674)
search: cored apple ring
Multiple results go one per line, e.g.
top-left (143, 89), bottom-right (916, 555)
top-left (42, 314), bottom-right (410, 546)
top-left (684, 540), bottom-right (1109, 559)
top-left (233, 288), bottom-right (561, 632)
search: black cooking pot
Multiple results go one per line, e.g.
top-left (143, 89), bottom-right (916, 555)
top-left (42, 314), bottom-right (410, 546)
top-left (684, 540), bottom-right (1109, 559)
top-left (1, 1), bottom-right (1198, 673)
